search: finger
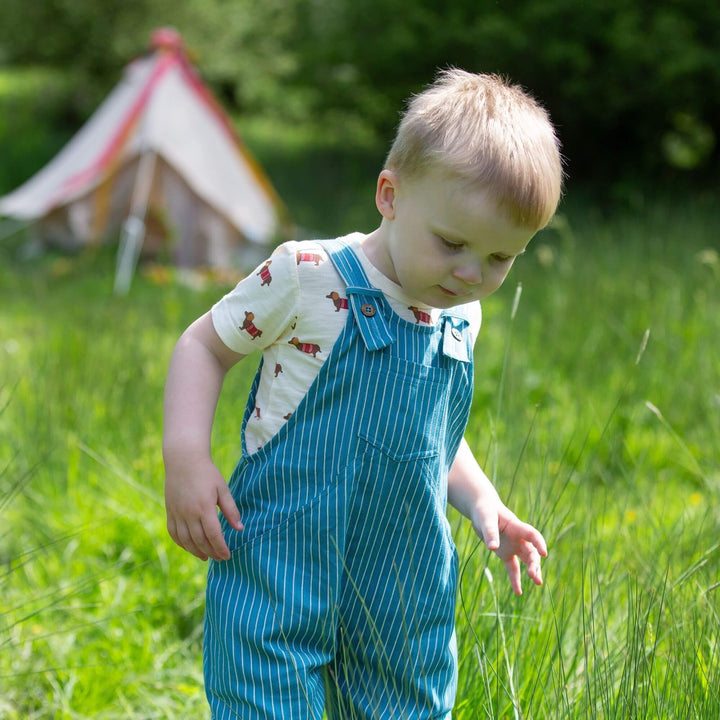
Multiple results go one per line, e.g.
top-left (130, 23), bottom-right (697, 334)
top-left (175, 522), bottom-right (208, 561)
top-left (520, 542), bottom-right (544, 586)
top-left (504, 555), bottom-right (522, 596)
top-left (528, 561), bottom-right (543, 586)
top-left (524, 525), bottom-right (548, 557)
top-left (202, 514), bottom-right (232, 561)
top-left (217, 483), bottom-right (244, 531)
top-left (167, 516), bottom-right (179, 547)
top-left (505, 518), bottom-right (548, 558)
top-left (188, 520), bottom-right (219, 562)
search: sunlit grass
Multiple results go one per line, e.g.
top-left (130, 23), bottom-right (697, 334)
top-left (1, 201), bottom-right (719, 718)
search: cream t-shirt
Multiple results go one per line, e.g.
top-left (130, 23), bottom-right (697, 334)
top-left (211, 233), bottom-right (482, 453)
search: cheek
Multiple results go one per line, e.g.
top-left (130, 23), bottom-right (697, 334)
top-left (486, 265), bottom-right (512, 292)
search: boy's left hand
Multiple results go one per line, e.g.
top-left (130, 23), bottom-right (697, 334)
top-left (447, 438), bottom-right (548, 596)
top-left (472, 501), bottom-right (547, 596)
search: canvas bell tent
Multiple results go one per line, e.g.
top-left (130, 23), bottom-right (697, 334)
top-left (0, 28), bottom-right (289, 292)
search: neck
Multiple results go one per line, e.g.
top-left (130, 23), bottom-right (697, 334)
top-left (360, 223), bottom-right (397, 283)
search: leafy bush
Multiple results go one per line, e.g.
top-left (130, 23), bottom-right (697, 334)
top-left (1, 0), bottom-right (719, 188)
top-left (0, 68), bottom-right (77, 194)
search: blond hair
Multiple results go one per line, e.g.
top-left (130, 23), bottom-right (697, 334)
top-left (385, 68), bottom-right (563, 230)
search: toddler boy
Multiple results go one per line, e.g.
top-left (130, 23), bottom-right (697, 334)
top-left (164, 68), bottom-right (562, 718)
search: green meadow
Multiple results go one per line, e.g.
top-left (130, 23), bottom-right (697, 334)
top-left (1, 196), bottom-right (719, 718)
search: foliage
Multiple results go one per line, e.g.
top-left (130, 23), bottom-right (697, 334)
top-left (1, 198), bottom-right (718, 717)
top-left (0, 68), bottom-right (77, 197)
top-left (1, 0), bottom-right (719, 189)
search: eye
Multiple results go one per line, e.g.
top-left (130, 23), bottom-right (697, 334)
top-left (490, 253), bottom-right (514, 263)
top-left (437, 236), bottom-right (465, 253)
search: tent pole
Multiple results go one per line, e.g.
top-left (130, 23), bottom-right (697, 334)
top-left (114, 151), bottom-right (157, 294)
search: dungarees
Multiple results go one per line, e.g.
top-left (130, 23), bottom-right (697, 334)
top-left (204, 239), bottom-right (475, 719)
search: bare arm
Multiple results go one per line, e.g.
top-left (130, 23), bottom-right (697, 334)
top-left (447, 437), bottom-right (547, 595)
top-left (162, 311), bottom-right (246, 561)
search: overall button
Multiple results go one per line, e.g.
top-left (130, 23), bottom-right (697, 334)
top-left (361, 303), bottom-right (376, 317)
top-left (451, 327), bottom-right (462, 341)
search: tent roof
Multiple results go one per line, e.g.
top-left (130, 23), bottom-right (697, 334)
top-left (0, 29), bottom-right (284, 245)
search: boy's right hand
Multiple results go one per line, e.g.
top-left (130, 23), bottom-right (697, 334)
top-left (164, 458), bottom-right (243, 561)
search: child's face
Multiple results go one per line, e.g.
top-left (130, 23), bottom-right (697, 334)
top-left (368, 169), bottom-right (536, 308)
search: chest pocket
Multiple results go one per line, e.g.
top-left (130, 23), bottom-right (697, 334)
top-left (357, 358), bottom-right (450, 462)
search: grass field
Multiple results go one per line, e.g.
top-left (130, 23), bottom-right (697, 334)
top-left (1, 196), bottom-right (719, 718)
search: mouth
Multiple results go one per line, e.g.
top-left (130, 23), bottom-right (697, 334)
top-left (438, 286), bottom-right (459, 297)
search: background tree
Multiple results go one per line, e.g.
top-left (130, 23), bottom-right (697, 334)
top-left (1, 0), bottom-right (718, 194)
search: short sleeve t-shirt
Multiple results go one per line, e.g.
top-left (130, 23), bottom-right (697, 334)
top-left (211, 233), bottom-right (482, 453)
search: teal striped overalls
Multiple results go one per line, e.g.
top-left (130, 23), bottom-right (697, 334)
top-left (204, 238), bottom-right (475, 718)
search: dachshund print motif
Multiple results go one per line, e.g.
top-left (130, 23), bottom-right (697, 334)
top-left (288, 337), bottom-right (321, 357)
top-left (296, 251), bottom-right (324, 266)
top-left (240, 311), bottom-right (263, 339)
top-left (409, 306), bottom-right (432, 325)
top-left (326, 291), bottom-right (349, 312)
top-left (256, 260), bottom-right (273, 286)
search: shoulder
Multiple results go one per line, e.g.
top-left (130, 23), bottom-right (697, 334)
top-left (264, 236), bottom-right (361, 304)
top-left (210, 245), bottom-right (303, 352)
top-left (278, 239), bottom-right (330, 267)
top-left (279, 233), bottom-right (366, 269)
top-left (280, 239), bottom-right (354, 297)
top-left (234, 237), bottom-right (338, 291)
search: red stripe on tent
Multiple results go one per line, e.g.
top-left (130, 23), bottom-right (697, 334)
top-left (56, 51), bottom-right (178, 203)
top-left (174, 52), bottom-right (285, 210)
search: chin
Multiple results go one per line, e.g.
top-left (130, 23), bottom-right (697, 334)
top-left (435, 296), bottom-right (466, 309)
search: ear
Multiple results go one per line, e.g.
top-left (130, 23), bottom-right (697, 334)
top-left (375, 169), bottom-right (398, 220)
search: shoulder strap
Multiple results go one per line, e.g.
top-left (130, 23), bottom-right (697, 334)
top-left (440, 302), bottom-right (477, 363)
top-left (323, 238), bottom-right (395, 352)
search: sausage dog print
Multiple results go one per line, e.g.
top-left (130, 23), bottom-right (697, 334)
top-left (240, 311), bottom-right (263, 339)
top-left (326, 291), bottom-right (349, 312)
top-left (288, 337), bottom-right (321, 358)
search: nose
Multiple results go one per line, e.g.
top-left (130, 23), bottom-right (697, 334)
top-left (453, 261), bottom-right (483, 285)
